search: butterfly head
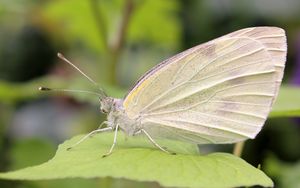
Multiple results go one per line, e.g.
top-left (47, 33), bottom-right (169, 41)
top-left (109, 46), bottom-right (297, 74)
top-left (99, 97), bottom-right (124, 114)
top-left (99, 97), bottom-right (114, 114)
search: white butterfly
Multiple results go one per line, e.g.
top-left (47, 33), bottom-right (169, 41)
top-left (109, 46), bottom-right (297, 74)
top-left (41, 27), bottom-right (287, 157)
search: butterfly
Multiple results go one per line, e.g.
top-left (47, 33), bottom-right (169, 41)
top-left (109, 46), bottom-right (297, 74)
top-left (40, 27), bottom-right (287, 157)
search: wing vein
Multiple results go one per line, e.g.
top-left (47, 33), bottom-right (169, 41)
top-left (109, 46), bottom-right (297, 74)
top-left (149, 118), bottom-right (252, 137)
top-left (147, 74), bottom-right (275, 113)
top-left (255, 35), bottom-right (285, 39)
top-left (217, 109), bottom-right (266, 120)
top-left (140, 43), bottom-right (267, 113)
top-left (188, 110), bottom-right (261, 127)
top-left (145, 81), bottom-right (274, 117)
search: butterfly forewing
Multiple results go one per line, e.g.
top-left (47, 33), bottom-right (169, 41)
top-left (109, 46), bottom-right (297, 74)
top-left (123, 27), bottom-right (287, 144)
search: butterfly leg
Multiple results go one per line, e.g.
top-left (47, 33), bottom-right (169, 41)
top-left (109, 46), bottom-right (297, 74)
top-left (140, 129), bottom-right (176, 155)
top-left (97, 121), bottom-right (109, 129)
top-left (89, 121), bottom-right (109, 138)
top-left (102, 124), bottom-right (119, 158)
top-left (67, 127), bottom-right (112, 151)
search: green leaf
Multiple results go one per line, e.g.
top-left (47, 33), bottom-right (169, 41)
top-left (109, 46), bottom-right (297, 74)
top-left (270, 85), bottom-right (300, 117)
top-left (0, 76), bottom-right (71, 104)
top-left (0, 75), bottom-right (126, 104)
top-left (128, 0), bottom-right (181, 49)
top-left (0, 79), bottom-right (44, 104)
top-left (0, 132), bottom-right (273, 188)
top-left (42, 0), bottom-right (108, 52)
top-left (10, 139), bottom-right (56, 171)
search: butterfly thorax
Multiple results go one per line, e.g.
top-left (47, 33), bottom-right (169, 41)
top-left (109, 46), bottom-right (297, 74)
top-left (101, 97), bottom-right (141, 136)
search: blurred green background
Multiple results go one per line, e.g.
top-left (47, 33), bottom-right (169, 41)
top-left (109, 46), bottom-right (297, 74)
top-left (0, 0), bottom-right (300, 187)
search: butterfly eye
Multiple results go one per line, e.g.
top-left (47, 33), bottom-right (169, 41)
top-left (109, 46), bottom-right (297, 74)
top-left (100, 107), bottom-right (107, 114)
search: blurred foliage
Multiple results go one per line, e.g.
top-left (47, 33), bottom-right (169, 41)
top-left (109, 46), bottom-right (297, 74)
top-left (270, 86), bottom-right (300, 117)
top-left (265, 154), bottom-right (300, 188)
top-left (40, 0), bottom-right (181, 85)
top-left (0, 25), bottom-right (55, 82)
top-left (42, 0), bottom-right (180, 52)
top-left (0, 0), bottom-right (300, 187)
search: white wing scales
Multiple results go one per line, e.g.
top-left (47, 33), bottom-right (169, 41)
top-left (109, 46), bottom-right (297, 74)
top-left (123, 27), bottom-right (287, 144)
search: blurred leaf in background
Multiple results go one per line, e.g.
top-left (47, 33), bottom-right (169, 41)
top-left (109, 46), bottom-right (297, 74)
top-left (41, 0), bottom-right (181, 86)
top-left (265, 154), bottom-right (300, 188)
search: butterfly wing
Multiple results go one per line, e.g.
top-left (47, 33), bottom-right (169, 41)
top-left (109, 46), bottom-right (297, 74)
top-left (123, 27), bottom-right (287, 144)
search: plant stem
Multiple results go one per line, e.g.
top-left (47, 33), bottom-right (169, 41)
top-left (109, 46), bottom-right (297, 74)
top-left (233, 141), bottom-right (245, 157)
top-left (108, 0), bottom-right (135, 85)
top-left (89, 0), bottom-right (108, 53)
top-left (90, 0), bottom-right (135, 85)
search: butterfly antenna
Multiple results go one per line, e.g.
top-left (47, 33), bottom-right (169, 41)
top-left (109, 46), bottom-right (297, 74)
top-left (39, 86), bottom-right (103, 97)
top-left (57, 53), bottom-right (107, 97)
top-left (57, 53), bottom-right (98, 85)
